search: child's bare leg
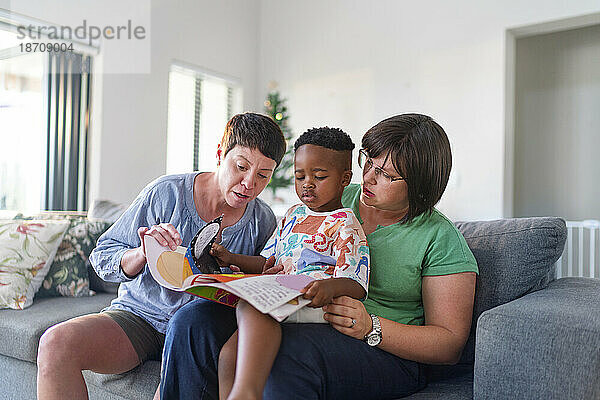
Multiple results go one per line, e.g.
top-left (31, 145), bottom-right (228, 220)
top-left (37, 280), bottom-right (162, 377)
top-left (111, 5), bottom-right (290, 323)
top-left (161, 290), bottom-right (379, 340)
top-left (228, 300), bottom-right (282, 400)
top-left (218, 331), bottom-right (238, 400)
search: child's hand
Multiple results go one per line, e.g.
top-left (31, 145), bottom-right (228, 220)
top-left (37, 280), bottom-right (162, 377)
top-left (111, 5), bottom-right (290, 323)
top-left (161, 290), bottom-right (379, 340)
top-left (262, 256), bottom-right (283, 275)
top-left (209, 243), bottom-right (232, 266)
top-left (300, 279), bottom-right (340, 308)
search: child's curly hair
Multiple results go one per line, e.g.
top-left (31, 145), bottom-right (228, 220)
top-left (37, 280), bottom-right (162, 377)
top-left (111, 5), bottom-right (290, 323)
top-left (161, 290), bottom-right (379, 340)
top-left (294, 127), bottom-right (355, 152)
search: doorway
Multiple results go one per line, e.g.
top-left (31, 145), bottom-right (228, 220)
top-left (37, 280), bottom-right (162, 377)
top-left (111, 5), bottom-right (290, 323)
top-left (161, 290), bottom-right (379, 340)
top-left (505, 15), bottom-right (600, 220)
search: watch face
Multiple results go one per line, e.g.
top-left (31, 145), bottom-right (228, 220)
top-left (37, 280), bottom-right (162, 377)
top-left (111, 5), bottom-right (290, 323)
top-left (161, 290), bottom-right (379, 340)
top-left (367, 334), bottom-right (381, 346)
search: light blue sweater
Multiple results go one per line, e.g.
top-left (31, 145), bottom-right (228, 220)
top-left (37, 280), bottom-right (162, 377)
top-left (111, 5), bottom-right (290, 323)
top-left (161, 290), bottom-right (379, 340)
top-left (89, 173), bottom-right (276, 333)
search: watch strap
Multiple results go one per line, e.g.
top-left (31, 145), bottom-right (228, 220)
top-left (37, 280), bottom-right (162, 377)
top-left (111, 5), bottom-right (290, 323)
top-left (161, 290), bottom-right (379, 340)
top-left (364, 314), bottom-right (382, 346)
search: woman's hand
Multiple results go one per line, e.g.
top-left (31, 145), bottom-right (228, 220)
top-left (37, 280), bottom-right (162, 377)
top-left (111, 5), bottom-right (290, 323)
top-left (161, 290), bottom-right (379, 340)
top-left (323, 296), bottom-right (372, 340)
top-left (137, 223), bottom-right (182, 256)
top-left (121, 223), bottom-right (182, 279)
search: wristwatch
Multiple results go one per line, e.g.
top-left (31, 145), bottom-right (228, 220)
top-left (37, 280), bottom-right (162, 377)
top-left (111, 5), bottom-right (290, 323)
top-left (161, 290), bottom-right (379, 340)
top-left (364, 314), bottom-right (382, 346)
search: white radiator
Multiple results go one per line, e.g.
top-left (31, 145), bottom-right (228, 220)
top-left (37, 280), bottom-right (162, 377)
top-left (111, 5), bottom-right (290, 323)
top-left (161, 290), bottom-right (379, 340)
top-left (555, 220), bottom-right (600, 278)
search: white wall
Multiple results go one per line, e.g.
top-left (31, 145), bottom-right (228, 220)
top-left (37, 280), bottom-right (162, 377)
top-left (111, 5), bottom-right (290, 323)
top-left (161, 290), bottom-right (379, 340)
top-left (7, 0), bottom-right (261, 206)
top-left (257, 0), bottom-right (600, 220)
top-left (96, 0), bottom-right (262, 205)
top-left (514, 24), bottom-right (600, 220)
top-left (6, 0), bottom-right (600, 216)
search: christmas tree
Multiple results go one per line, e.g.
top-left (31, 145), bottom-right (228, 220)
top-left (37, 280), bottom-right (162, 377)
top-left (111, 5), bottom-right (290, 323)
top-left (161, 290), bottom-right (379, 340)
top-left (264, 90), bottom-right (294, 196)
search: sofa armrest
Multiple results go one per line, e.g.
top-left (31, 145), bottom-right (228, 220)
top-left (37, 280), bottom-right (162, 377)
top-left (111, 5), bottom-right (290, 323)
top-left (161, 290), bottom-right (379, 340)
top-left (473, 278), bottom-right (600, 400)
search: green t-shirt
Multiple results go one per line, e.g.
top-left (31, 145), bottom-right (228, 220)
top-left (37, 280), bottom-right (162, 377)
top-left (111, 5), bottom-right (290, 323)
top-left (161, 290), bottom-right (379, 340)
top-left (341, 184), bottom-right (478, 326)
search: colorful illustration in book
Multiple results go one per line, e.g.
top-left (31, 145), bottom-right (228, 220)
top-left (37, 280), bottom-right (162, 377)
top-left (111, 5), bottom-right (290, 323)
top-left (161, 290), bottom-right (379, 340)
top-left (153, 215), bottom-right (224, 288)
top-left (186, 215), bottom-right (223, 274)
top-left (144, 227), bottom-right (316, 322)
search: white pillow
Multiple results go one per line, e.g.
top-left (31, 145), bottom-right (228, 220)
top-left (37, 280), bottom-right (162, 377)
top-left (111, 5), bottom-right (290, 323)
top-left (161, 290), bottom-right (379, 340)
top-left (0, 219), bottom-right (70, 309)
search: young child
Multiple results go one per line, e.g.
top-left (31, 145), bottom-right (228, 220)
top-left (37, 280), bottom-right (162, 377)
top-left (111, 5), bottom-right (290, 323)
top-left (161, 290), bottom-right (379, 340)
top-left (210, 127), bottom-right (370, 400)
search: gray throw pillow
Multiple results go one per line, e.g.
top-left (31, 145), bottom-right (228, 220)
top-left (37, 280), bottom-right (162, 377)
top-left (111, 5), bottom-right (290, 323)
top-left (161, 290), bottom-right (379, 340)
top-left (455, 217), bottom-right (566, 364)
top-left (88, 199), bottom-right (127, 224)
top-left (87, 199), bottom-right (127, 294)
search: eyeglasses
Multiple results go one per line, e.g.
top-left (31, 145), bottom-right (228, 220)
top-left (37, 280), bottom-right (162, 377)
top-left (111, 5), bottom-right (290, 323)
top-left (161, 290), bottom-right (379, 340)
top-left (358, 149), bottom-right (405, 184)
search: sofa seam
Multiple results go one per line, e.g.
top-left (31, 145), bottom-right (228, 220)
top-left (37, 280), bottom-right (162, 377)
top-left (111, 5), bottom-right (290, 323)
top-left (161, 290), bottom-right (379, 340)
top-left (478, 311), bottom-right (600, 335)
top-left (462, 226), bottom-right (563, 240)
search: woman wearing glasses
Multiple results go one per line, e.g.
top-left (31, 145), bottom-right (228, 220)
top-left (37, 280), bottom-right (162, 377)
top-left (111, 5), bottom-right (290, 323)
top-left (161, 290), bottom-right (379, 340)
top-left (160, 113), bottom-right (478, 400)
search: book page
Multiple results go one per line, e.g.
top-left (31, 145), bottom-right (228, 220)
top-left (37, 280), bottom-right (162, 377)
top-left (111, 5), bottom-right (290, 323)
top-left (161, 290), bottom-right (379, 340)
top-left (146, 234), bottom-right (317, 320)
top-left (145, 235), bottom-right (188, 290)
top-left (268, 297), bottom-right (312, 322)
top-left (225, 274), bottom-right (314, 314)
top-left (146, 235), bottom-right (233, 290)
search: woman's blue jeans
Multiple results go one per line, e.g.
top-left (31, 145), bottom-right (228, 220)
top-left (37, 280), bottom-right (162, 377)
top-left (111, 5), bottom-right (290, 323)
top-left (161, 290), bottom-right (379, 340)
top-left (160, 299), bottom-right (426, 400)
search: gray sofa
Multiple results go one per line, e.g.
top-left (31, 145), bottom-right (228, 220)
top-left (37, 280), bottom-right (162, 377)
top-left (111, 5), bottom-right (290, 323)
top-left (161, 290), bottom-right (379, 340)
top-left (1, 216), bottom-right (598, 399)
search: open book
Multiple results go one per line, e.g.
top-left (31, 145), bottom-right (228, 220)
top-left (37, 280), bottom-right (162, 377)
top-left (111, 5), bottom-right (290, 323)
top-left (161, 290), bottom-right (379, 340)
top-left (144, 223), bottom-right (314, 322)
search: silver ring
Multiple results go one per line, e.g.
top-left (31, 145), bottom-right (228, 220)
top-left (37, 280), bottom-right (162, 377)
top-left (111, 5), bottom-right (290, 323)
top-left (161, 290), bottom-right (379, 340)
top-left (351, 318), bottom-right (356, 327)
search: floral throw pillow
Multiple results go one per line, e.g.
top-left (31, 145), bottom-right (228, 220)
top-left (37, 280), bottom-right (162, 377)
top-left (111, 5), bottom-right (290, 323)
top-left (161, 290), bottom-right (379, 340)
top-left (32, 215), bottom-right (112, 298)
top-left (0, 220), bottom-right (69, 309)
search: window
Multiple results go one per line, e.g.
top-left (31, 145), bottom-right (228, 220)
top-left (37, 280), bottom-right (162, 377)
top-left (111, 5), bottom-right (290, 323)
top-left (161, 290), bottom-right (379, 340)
top-left (166, 62), bottom-right (242, 174)
top-left (0, 12), bottom-right (94, 212)
top-left (45, 51), bottom-right (92, 211)
top-left (0, 30), bottom-right (45, 212)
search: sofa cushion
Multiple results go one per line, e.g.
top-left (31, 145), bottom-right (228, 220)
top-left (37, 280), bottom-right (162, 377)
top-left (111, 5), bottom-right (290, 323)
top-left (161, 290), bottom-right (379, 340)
top-left (35, 215), bottom-right (112, 297)
top-left (454, 217), bottom-right (566, 364)
top-left (88, 260), bottom-right (120, 294)
top-left (0, 353), bottom-right (132, 400)
top-left (0, 220), bottom-right (70, 309)
top-left (87, 200), bottom-right (126, 294)
top-left (83, 360), bottom-right (161, 400)
top-left (88, 199), bottom-right (127, 224)
top-left (14, 213), bottom-right (112, 298)
top-left (0, 293), bottom-right (115, 362)
top-left (474, 277), bottom-right (600, 399)
top-left (405, 364), bottom-right (473, 399)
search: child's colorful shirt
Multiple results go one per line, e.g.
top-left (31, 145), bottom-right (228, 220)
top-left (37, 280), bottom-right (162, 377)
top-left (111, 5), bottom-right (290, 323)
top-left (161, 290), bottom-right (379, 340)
top-left (260, 204), bottom-right (370, 293)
